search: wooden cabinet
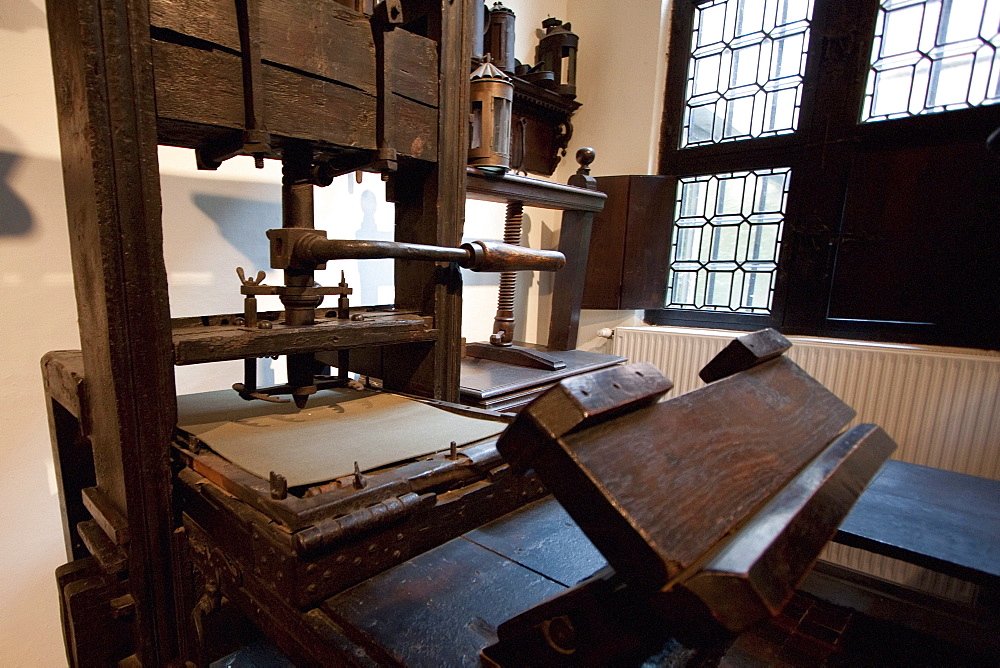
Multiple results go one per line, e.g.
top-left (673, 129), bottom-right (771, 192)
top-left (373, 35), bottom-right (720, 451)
top-left (582, 175), bottom-right (674, 310)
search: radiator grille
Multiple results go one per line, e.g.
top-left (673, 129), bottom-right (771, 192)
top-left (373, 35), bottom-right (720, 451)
top-left (613, 326), bottom-right (1000, 601)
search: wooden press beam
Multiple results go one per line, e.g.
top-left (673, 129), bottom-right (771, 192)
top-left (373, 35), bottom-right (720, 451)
top-left (46, 0), bottom-right (180, 662)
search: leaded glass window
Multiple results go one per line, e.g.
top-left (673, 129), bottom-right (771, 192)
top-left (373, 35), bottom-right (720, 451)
top-left (862, 0), bottom-right (1000, 121)
top-left (665, 168), bottom-right (790, 313)
top-left (681, 0), bottom-right (815, 147)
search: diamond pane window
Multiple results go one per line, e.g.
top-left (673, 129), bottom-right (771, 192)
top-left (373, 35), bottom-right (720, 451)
top-left (681, 0), bottom-right (815, 147)
top-left (665, 168), bottom-right (791, 313)
top-left (862, 0), bottom-right (1000, 122)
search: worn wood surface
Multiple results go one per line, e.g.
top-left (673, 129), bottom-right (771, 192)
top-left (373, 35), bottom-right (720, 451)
top-left (465, 497), bottom-right (608, 588)
top-left (387, 93), bottom-right (437, 160)
top-left (497, 363), bottom-right (671, 476)
top-left (81, 486), bottom-right (131, 546)
top-left (41, 351), bottom-right (86, 420)
top-left (508, 356), bottom-right (856, 589)
top-left (152, 39), bottom-right (378, 152)
top-left (150, 0), bottom-right (443, 160)
top-left (151, 0), bottom-right (377, 93)
top-left (385, 0), bottom-right (471, 401)
top-left (384, 26), bottom-right (438, 107)
top-left (46, 0), bottom-right (180, 661)
top-left (466, 168), bottom-right (606, 211)
top-left (259, 0), bottom-right (377, 93)
top-left (321, 534), bottom-right (567, 666)
top-left (42, 351), bottom-right (95, 560)
top-left (501, 363), bottom-right (671, 441)
top-left (56, 558), bottom-right (133, 666)
top-left (264, 63), bottom-right (376, 146)
top-left (684, 423), bottom-right (895, 630)
top-left (180, 462), bottom-right (547, 609)
top-left (77, 519), bottom-right (129, 576)
top-left (150, 0), bottom-right (241, 50)
top-left (699, 328), bottom-right (793, 383)
top-left (172, 314), bottom-right (436, 364)
top-left (834, 460), bottom-right (1000, 585)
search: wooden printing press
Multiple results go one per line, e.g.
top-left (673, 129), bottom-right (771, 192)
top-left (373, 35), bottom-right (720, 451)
top-left (41, 0), bottom-right (899, 665)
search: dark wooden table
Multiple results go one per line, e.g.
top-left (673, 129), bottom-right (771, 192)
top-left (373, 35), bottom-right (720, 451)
top-left (231, 460), bottom-right (999, 665)
top-left (833, 460), bottom-right (1000, 587)
top-left (320, 497), bottom-right (606, 666)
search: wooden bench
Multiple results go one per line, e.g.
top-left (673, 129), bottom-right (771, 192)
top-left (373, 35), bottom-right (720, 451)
top-left (833, 459), bottom-right (1000, 587)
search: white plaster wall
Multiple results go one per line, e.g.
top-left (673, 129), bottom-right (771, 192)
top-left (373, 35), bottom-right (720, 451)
top-left (553, 0), bottom-right (673, 354)
top-left (2, 1), bottom-right (81, 664)
top-left (0, 0), bottom-right (669, 663)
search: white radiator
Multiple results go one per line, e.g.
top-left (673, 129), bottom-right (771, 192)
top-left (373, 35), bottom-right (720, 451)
top-left (613, 325), bottom-right (1000, 601)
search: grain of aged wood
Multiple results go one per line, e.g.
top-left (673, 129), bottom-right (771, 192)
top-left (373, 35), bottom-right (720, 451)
top-left (699, 328), bottom-right (793, 383)
top-left (150, 0), bottom-right (241, 50)
top-left (151, 0), bottom-right (378, 93)
top-left (387, 93), bottom-right (438, 159)
top-left (77, 519), bottom-right (129, 577)
top-left (153, 40), bottom-right (380, 152)
top-left (386, 0), bottom-right (472, 401)
top-left (384, 26), bottom-right (439, 107)
top-left (834, 460), bottom-right (1000, 585)
top-left (172, 316), bottom-right (437, 365)
top-left (259, 0), bottom-right (377, 93)
top-left (42, 351), bottom-right (87, 420)
top-left (46, 0), bottom-right (180, 661)
top-left (501, 357), bottom-right (856, 589)
top-left (321, 536), bottom-right (567, 665)
top-left (683, 423), bottom-right (895, 629)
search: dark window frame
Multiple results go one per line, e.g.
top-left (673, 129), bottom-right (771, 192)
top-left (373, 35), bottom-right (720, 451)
top-left (647, 0), bottom-right (1000, 350)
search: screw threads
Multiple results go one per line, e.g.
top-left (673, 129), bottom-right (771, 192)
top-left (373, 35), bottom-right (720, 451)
top-left (503, 201), bottom-right (523, 244)
top-left (497, 200), bottom-right (523, 313)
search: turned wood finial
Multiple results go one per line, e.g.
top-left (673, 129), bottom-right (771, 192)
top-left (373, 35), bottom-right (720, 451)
top-left (575, 147), bottom-right (595, 174)
top-left (569, 147), bottom-right (597, 189)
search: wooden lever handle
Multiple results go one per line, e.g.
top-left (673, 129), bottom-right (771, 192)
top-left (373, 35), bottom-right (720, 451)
top-left (459, 240), bottom-right (565, 272)
top-left (270, 229), bottom-right (565, 272)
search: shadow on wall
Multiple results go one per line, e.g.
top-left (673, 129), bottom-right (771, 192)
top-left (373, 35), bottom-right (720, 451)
top-left (193, 192), bottom-right (280, 271)
top-left (355, 188), bottom-right (392, 305)
top-left (0, 152), bottom-right (33, 236)
top-left (1, 0), bottom-right (47, 32)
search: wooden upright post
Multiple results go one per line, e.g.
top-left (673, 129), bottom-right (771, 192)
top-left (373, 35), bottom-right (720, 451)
top-left (387, 0), bottom-right (473, 401)
top-left (46, 0), bottom-right (179, 662)
top-left (548, 149), bottom-right (599, 350)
